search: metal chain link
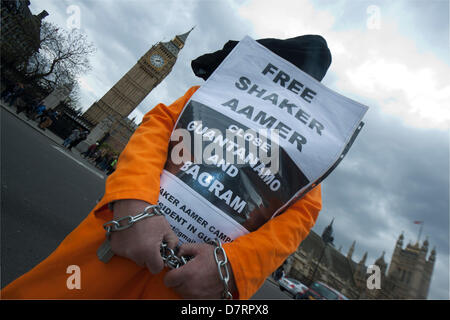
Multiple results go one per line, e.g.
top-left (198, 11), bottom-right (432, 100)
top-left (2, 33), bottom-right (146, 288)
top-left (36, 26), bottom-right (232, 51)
top-left (160, 241), bottom-right (191, 269)
top-left (102, 204), bottom-right (233, 299)
top-left (103, 204), bottom-right (163, 236)
top-left (212, 238), bottom-right (233, 299)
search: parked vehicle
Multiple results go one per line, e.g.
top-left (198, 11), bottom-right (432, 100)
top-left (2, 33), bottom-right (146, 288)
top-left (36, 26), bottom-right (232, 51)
top-left (278, 277), bottom-right (308, 296)
top-left (295, 281), bottom-right (349, 300)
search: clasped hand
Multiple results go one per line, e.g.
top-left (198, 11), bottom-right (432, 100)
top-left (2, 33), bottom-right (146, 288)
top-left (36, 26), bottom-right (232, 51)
top-left (109, 199), bottom-right (236, 299)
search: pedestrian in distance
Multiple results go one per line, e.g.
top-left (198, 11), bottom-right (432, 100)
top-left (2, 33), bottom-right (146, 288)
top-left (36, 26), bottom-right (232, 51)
top-left (94, 149), bottom-right (107, 167)
top-left (16, 97), bottom-right (36, 116)
top-left (82, 142), bottom-right (99, 158)
top-left (62, 127), bottom-right (81, 149)
top-left (21, 98), bottom-right (39, 118)
top-left (29, 102), bottom-right (46, 121)
top-left (4, 82), bottom-right (24, 107)
top-left (38, 109), bottom-right (59, 130)
top-left (98, 153), bottom-right (113, 171)
top-left (1, 34), bottom-right (332, 299)
top-left (89, 149), bottom-right (101, 161)
top-left (106, 156), bottom-right (118, 176)
top-left (68, 130), bottom-right (89, 151)
top-left (37, 108), bottom-right (49, 125)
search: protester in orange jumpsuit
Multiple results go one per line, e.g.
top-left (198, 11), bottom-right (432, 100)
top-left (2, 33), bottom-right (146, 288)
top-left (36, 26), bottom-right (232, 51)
top-left (1, 34), bottom-right (331, 299)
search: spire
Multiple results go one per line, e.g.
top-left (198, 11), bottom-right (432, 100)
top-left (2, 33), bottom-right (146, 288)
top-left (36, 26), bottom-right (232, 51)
top-left (428, 246), bottom-right (436, 263)
top-left (162, 28), bottom-right (194, 57)
top-left (347, 240), bottom-right (355, 260)
top-left (375, 251), bottom-right (387, 275)
top-left (321, 218), bottom-right (335, 245)
top-left (176, 26), bottom-right (195, 44)
top-left (420, 236), bottom-right (429, 257)
top-left (375, 251), bottom-right (387, 267)
top-left (422, 236), bottom-right (429, 249)
top-left (356, 252), bottom-right (367, 274)
top-left (359, 252), bottom-right (368, 264)
top-left (396, 232), bottom-right (404, 248)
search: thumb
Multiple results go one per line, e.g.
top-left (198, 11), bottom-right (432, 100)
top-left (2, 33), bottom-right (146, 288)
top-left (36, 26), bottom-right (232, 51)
top-left (163, 265), bottom-right (185, 288)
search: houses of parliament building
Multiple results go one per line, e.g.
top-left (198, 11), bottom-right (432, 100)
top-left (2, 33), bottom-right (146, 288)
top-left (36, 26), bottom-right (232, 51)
top-left (284, 221), bottom-right (436, 299)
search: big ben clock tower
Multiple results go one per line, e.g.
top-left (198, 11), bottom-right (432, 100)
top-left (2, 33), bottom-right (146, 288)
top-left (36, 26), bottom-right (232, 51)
top-left (81, 28), bottom-right (194, 152)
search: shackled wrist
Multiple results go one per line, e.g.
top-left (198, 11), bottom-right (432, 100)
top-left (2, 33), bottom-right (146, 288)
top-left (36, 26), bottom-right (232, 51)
top-left (212, 238), bottom-right (233, 299)
top-left (98, 204), bottom-right (193, 269)
top-left (108, 199), bottom-right (153, 220)
top-left (97, 204), bottom-right (163, 264)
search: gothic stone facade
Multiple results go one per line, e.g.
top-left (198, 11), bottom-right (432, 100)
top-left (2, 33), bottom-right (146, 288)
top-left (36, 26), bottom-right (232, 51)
top-left (287, 232), bottom-right (436, 299)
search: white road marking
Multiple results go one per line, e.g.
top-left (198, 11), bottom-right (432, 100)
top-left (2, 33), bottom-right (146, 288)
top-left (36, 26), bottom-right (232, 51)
top-left (52, 145), bottom-right (105, 179)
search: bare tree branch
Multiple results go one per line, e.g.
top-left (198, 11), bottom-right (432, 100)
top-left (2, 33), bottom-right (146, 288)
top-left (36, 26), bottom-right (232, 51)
top-left (24, 22), bottom-right (96, 93)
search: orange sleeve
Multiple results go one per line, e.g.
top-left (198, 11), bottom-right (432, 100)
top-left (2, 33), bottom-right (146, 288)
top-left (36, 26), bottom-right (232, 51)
top-left (91, 86), bottom-right (200, 220)
top-left (224, 185), bottom-right (322, 300)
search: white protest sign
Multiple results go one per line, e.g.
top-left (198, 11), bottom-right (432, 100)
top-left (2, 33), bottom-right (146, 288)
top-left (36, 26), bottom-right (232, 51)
top-left (158, 36), bottom-right (369, 245)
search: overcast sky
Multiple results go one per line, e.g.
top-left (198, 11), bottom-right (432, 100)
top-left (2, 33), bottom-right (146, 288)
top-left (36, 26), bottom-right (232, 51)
top-left (29, 0), bottom-right (449, 299)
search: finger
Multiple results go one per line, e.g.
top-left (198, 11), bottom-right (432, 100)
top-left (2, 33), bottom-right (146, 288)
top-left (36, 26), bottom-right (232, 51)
top-left (164, 229), bottom-right (179, 250)
top-left (163, 266), bottom-right (185, 288)
top-left (177, 243), bottom-right (204, 258)
top-left (144, 240), bottom-right (164, 274)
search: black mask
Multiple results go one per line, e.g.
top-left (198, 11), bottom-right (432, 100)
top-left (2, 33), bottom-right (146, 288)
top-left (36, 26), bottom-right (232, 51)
top-left (191, 34), bottom-right (332, 82)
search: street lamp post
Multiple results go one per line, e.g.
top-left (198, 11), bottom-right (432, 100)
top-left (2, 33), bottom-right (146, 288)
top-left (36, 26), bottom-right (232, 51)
top-left (308, 218), bottom-right (334, 286)
top-left (309, 243), bottom-right (327, 285)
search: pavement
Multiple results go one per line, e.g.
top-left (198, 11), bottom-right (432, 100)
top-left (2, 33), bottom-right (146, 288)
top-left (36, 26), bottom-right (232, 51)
top-left (0, 100), bottom-right (103, 172)
top-left (1, 100), bottom-right (75, 152)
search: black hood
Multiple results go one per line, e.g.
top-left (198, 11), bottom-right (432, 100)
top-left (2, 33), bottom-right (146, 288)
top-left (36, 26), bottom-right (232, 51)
top-left (191, 34), bottom-right (332, 82)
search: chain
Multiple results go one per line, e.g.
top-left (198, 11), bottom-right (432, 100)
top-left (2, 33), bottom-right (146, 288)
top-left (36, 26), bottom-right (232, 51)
top-left (102, 204), bottom-right (233, 299)
top-left (212, 238), bottom-right (233, 299)
top-left (161, 239), bottom-right (232, 299)
top-left (103, 204), bottom-right (163, 236)
top-left (160, 241), bottom-right (191, 269)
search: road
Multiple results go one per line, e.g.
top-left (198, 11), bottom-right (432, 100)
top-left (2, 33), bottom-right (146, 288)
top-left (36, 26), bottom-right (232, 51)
top-left (1, 107), bottom-right (106, 289)
top-left (0, 106), bottom-right (291, 299)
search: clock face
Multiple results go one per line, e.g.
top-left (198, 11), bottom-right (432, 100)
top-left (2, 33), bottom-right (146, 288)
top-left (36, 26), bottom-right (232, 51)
top-left (150, 54), bottom-right (164, 67)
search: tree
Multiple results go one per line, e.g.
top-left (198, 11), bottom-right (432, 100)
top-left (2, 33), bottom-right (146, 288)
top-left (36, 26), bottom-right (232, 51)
top-left (23, 21), bottom-right (96, 92)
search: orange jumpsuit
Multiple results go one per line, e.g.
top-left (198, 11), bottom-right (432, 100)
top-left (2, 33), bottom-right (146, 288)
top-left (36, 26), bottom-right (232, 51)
top-left (1, 86), bottom-right (322, 300)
